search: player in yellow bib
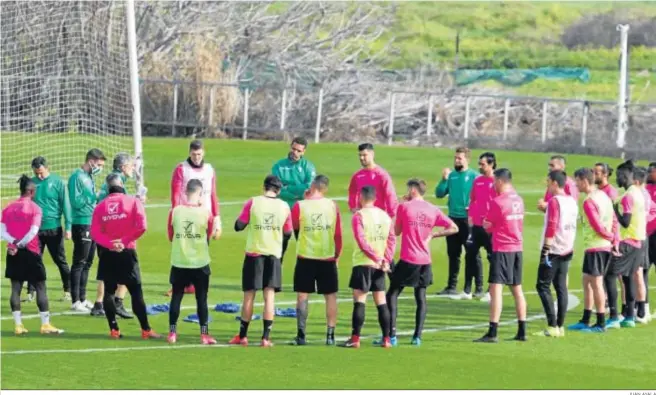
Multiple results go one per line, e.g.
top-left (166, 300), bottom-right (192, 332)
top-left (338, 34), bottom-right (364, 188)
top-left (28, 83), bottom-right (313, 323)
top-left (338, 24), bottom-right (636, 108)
top-left (342, 186), bottom-right (396, 349)
top-left (229, 175), bottom-right (293, 347)
top-left (289, 175), bottom-right (343, 346)
top-left (166, 179), bottom-right (221, 345)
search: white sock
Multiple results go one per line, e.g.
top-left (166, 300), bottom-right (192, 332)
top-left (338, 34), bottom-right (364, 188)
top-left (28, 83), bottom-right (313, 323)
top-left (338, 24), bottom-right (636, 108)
top-left (13, 311), bottom-right (22, 326)
top-left (40, 311), bottom-right (50, 325)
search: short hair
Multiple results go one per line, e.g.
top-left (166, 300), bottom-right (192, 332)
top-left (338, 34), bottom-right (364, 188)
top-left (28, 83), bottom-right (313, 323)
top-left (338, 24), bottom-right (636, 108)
top-left (648, 162), bottom-right (656, 171)
top-left (18, 174), bottom-right (35, 196)
top-left (186, 179), bottom-right (203, 194)
top-left (550, 155), bottom-right (566, 165)
top-left (358, 143), bottom-right (374, 152)
top-left (493, 168), bottom-right (512, 183)
top-left (406, 178), bottom-right (427, 196)
top-left (594, 162), bottom-right (614, 177)
top-left (189, 139), bottom-right (203, 151)
top-left (455, 146), bottom-right (471, 159)
top-left (548, 170), bottom-right (567, 188)
top-left (105, 172), bottom-right (123, 187)
top-left (360, 185), bottom-right (376, 202)
top-left (312, 175), bottom-right (329, 190)
top-left (617, 159), bottom-right (636, 173)
top-left (291, 136), bottom-right (308, 147)
top-left (31, 156), bottom-right (47, 169)
top-left (574, 167), bottom-right (594, 184)
top-left (263, 175), bottom-right (283, 193)
top-left (479, 152), bottom-right (497, 169)
top-left (85, 148), bottom-right (106, 162)
top-left (112, 152), bottom-right (133, 171)
top-left (634, 166), bottom-right (648, 183)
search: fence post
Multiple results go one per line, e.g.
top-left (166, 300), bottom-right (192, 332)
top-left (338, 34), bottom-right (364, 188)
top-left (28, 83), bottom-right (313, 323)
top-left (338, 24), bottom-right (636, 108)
top-left (388, 92), bottom-right (396, 146)
top-left (208, 86), bottom-right (215, 135)
top-left (502, 98), bottom-right (510, 140)
top-left (280, 88), bottom-right (287, 132)
top-left (581, 102), bottom-right (589, 147)
top-left (172, 82), bottom-right (178, 137)
top-left (464, 96), bottom-right (471, 140)
top-left (242, 88), bottom-right (249, 140)
top-left (541, 101), bottom-right (548, 143)
top-left (427, 95), bottom-right (433, 136)
top-left (315, 88), bottom-right (323, 144)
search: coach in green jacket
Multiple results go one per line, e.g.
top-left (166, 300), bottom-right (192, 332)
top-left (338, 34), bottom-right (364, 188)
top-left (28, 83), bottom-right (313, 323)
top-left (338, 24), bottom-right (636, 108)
top-left (271, 136), bottom-right (316, 261)
top-left (435, 147), bottom-right (480, 296)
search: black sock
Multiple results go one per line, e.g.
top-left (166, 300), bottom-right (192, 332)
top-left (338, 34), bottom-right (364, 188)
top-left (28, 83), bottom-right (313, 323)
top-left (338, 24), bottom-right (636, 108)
top-left (596, 312), bottom-right (606, 327)
top-left (621, 303), bottom-right (627, 317)
top-left (637, 301), bottom-right (646, 318)
top-left (581, 309), bottom-right (592, 325)
top-left (326, 326), bottom-right (335, 340)
top-left (169, 324), bottom-right (176, 333)
top-left (239, 319), bottom-right (250, 339)
top-left (114, 296), bottom-right (122, 305)
top-left (201, 325), bottom-right (208, 335)
top-left (609, 306), bottom-right (618, 320)
top-left (488, 322), bottom-right (498, 338)
top-left (376, 304), bottom-right (391, 339)
top-left (296, 299), bottom-right (308, 339)
top-left (262, 319), bottom-right (273, 340)
top-left (352, 302), bottom-right (365, 336)
top-left (517, 320), bottom-right (526, 337)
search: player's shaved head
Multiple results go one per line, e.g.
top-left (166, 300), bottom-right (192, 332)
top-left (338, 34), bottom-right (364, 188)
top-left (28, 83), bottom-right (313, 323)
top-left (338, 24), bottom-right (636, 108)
top-left (548, 155), bottom-right (566, 172)
top-left (312, 175), bottom-right (329, 192)
top-left (494, 168), bottom-right (512, 183)
top-left (106, 172), bottom-right (125, 194)
top-left (634, 166), bottom-right (648, 184)
top-left (186, 179), bottom-right (203, 195)
top-left (360, 185), bottom-right (376, 203)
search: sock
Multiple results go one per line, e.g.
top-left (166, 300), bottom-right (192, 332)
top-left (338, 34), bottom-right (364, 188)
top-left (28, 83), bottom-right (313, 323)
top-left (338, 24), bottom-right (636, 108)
top-left (201, 325), bottom-right (208, 335)
top-left (352, 302), bottom-right (365, 336)
top-left (169, 324), bottom-right (177, 334)
top-left (517, 320), bottom-right (526, 337)
top-left (609, 306), bottom-right (618, 320)
top-left (326, 326), bottom-right (335, 340)
top-left (621, 304), bottom-right (627, 317)
top-left (262, 319), bottom-right (273, 340)
top-left (114, 297), bottom-right (123, 307)
top-left (108, 318), bottom-right (119, 331)
top-left (376, 304), bottom-right (391, 339)
top-left (39, 311), bottom-right (50, 325)
top-left (488, 322), bottom-right (498, 338)
top-left (581, 309), bottom-right (592, 324)
top-left (596, 312), bottom-right (606, 327)
top-left (546, 313), bottom-right (557, 328)
top-left (13, 311), bottom-right (22, 326)
top-left (637, 301), bottom-right (646, 318)
top-left (239, 319), bottom-right (250, 339)
top-left (296, 299), bottom-right (308, 339)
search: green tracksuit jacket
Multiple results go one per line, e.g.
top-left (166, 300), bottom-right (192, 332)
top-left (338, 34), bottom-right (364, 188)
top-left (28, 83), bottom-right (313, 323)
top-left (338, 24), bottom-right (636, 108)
top-left (67, 168), bottom-right (97, 226)
top-left (435, 168), bottom-right (478, 219)
top-left (32, 173), bottom-right (72, 231)
top-left (271, 156), bottom-right (317, 208)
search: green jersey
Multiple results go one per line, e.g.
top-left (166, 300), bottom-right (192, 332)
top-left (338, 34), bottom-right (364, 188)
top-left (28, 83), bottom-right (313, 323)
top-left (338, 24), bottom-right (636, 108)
top-left (435, 168), bottom-right (478, 219)
top-left (32, 173), bottom-right (72, 231)
top-left (68, 167), bottom-right (97, 225)
top-left (271, 156), bottom-right (316, 208)
top-left (170, 205), bottom-right (212, 269)
top-left (98, 170), bottom-right (128, 202)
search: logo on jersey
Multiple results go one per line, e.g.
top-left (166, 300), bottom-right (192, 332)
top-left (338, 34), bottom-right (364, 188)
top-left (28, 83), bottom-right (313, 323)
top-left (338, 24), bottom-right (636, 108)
top-left (408, 212), bottom-right (432, 229)
top-left (304, 213), bottom-right (332, 232)
top-left (373, 224), bottom-right (385, 241)
top-left (103, 202), bottom-right (127, 221)
top-left (506, 201), bottom-right (524, 221)
top-left (255, 213), bottom-right (281, 231)
top-left (176, 220), bottom-right (202, 239)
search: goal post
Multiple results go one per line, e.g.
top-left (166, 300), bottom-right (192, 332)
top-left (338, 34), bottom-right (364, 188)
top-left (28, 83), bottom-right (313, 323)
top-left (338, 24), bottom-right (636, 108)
top-left (0, 0), bottom-right (144, 199)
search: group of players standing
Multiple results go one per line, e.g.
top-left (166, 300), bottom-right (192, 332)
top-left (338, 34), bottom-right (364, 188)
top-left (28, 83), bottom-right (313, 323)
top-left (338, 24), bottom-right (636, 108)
top-left (2, 137), bottom-right (655, 347)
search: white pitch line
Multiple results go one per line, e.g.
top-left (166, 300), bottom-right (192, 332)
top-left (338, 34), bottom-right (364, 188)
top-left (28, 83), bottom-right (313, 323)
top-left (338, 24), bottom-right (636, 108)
top-left (0, 292), bottom-right (581, 356)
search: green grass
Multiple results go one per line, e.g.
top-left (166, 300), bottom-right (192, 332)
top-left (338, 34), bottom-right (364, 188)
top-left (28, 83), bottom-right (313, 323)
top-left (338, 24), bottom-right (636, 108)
top-left (2, 138), bottom-right (656, 389)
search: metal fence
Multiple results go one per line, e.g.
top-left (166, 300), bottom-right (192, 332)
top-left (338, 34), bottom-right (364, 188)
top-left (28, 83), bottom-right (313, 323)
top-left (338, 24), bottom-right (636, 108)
top-left (139, 77), bottom-right (656, 154)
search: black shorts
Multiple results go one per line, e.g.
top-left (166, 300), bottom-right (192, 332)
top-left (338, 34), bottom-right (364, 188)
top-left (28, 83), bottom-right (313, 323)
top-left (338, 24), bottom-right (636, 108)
top-left (641, 240), bottom-right (650, 270)
top-left (170, 265), bottom-right (211, 288)
top-left (293, 257), bottom-right (338, 294)
top-left (650, 233), bottom-right (656, 267)
top-left (349, 265), bottom-right (386, 293)
top-left (582, 251), bottom-right (611, 276)
top-left (607, 242), bottom-right (642, 276)
top-left (242, 255), bottom-right (282, 292)
top-left (5, 249), bottom-right (46, 283)
top-left (95, 245), bottom-right (107, 281)
top-left (98, 249), bottom-right (141, 286)
top-left (389, 260), bottom-right (433, 288)
top-left (489, 251), bottom-right (523, 286)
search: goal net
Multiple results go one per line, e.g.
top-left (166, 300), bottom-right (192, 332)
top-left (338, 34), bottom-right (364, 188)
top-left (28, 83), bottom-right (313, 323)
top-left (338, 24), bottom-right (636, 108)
top-left (0, 1), bottom-right (139, 199)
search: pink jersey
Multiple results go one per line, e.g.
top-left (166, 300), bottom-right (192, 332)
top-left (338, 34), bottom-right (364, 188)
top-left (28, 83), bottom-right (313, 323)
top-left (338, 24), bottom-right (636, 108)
top-left (484, 190), bottom-right (524, 252)
top-left (352, 211), bottom-right (396, 264)
top-left (468, 175), bottom-right (496, 226)
top-left (91, 193), bottom-right (147, 250)
top-left (544, 177), bottom-right (579, 203)
top-left (171, 160), bottom-right (220, 217)
top-left (599, 183), bottom-right (619, 201)
top-left (348, 166), bottom-right (398, 218)
top-left (291, 196), bottom-right (343, 261)
top-left (647, 184), bottom-right (656, 235)
top-left (1, 197), bottom-right (42, 255)
top-left (395, 199), bottom-right (452, 265)
top-left (582, 198), bottom-right (618, 252)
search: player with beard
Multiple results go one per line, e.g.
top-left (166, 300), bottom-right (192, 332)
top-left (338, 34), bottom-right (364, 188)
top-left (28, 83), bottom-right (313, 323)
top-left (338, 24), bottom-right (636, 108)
top-left (537, 155), bottom-right (579, 213)
top-left (594, 163), bottom-right (619, 201)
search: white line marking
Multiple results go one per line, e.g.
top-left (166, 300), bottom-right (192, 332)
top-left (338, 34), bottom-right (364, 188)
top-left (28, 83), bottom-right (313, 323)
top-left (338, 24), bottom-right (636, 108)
top-left (0, 292), bottom-right (580, 355)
